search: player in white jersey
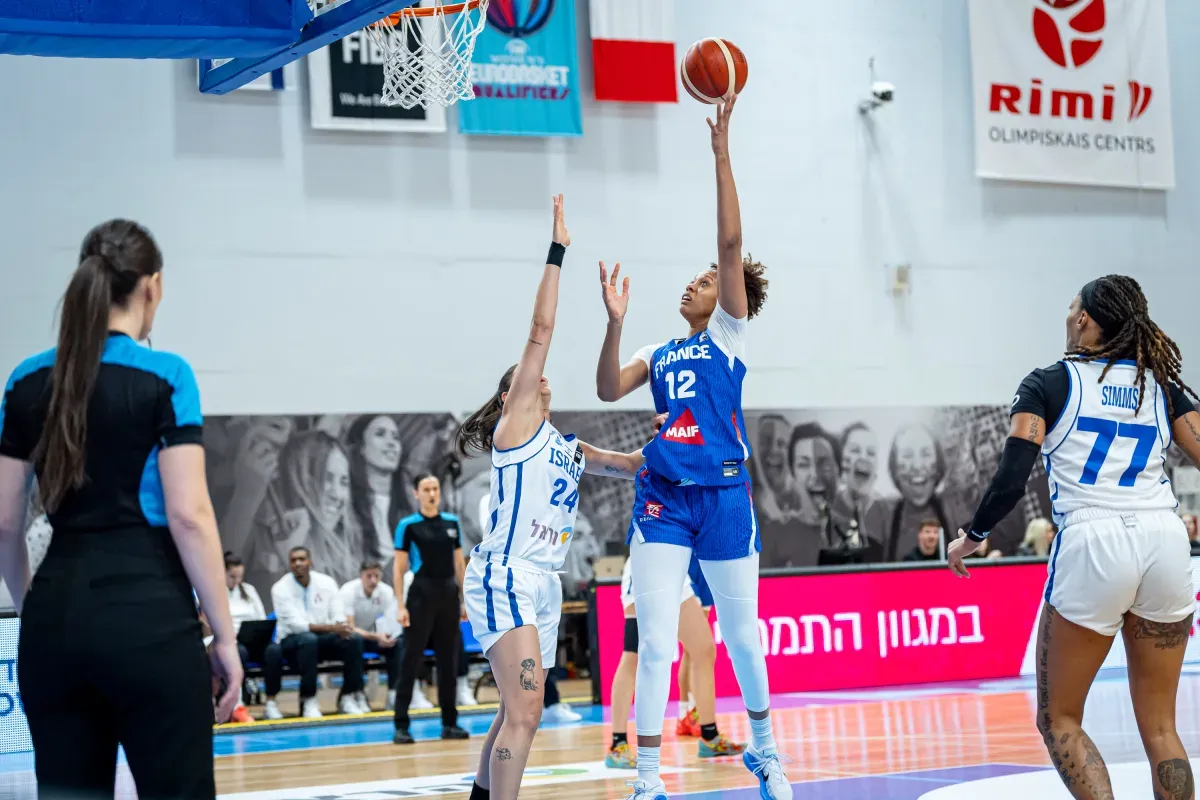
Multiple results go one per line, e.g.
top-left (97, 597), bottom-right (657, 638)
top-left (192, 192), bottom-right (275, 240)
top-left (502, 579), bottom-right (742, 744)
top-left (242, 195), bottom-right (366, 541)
top-left (948, 275), bottom-right (1200, 800)
top-left (455, 196), bottom-right (649, 800)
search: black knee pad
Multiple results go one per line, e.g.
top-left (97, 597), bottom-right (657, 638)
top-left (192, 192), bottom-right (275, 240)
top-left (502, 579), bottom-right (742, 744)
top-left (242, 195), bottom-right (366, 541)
top-left (623, 617), bottom-right (639, 653)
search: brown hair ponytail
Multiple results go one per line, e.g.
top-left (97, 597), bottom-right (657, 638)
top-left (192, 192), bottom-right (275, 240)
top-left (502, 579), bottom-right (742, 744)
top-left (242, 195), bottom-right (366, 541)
top-left (34, 220), bottom-right (163, 512)
top-left (456, 365), bottom-right (517, 456)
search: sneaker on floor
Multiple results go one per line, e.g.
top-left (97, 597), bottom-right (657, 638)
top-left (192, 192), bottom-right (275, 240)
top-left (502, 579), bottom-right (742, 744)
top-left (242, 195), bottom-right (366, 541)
top-left (697, 733), bottom-right (747, 759)
top-left (386, 689), bottom-right (397, 711)
top-left (410, 689), bottom-right (435, 710)
top-left (338, 694), bottom-right (363, 715)
top-left (354, 691), bottom-right (373, 714)
top-left (743, 746), bottom-right (793, 800)
top-left (542, 702), bottom-right (582, 724)
top-left (624, 779), bottom-right (668, 800)
top-left (604, 742), bottom-right (637, 769)
top-left (230, 705), bottom-right (253, 724)
top-left (675, 708), bottom-right (701, 737)
top-left (456, 676), bottom-right (478, 707)
top-left (263, 700), bottom-right (284, 720)
top-left (301, 698), bottom-right (323, 719)
top-left (441, 725), bottom-right (470, 740)
top-left (393, 728), bottom-right (414, 745)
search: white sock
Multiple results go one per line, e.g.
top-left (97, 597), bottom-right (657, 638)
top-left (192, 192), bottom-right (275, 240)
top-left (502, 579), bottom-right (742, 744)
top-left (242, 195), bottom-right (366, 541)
top-left (749, 714), bottom-right (777, 754)
top-left (636, 746), bottom-right (661, 785)
top-left (677, 699), bottom-right (689, 717)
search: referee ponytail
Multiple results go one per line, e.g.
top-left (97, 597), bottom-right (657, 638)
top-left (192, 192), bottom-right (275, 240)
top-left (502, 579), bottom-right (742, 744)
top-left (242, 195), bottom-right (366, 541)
top-left (457, 364), bottom-right (518, 457)
top-left (35, 220), bottom-right (162, 513)
top-left (1070, 274), bottom-right (1198, 417)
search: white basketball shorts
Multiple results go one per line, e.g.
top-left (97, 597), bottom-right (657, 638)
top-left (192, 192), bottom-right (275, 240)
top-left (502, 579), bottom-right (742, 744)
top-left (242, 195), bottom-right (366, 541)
top-left (1045, 507), bottom-right (1196, 637)
top-left (464, 555), bottom-right (562, 671)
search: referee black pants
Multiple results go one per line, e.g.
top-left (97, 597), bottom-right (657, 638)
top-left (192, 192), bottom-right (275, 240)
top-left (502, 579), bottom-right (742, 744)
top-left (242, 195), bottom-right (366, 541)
top-left (394, 577), bottom-right (459, 730)
top-left (18, 528), bottom-right (215, 800)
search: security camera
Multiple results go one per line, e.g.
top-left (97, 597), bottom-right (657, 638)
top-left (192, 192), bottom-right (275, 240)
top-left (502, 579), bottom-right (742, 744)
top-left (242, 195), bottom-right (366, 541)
top-left (859, 81), bottom-right (896, 114)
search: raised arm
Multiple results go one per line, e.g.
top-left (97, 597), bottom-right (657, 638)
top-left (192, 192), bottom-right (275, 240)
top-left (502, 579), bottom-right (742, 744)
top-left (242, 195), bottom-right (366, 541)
top-left (494, 195), bottom-right (570, 450)
top-left (580, 441), bottom-right (644, 481)
top-left (596, 262), bottom-right (649, 401)
top-left (709, 96), bottom-right (747, 319)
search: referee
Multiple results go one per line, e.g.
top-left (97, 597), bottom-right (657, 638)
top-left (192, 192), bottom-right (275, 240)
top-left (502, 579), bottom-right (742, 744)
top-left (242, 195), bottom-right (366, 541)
top-left (0, 220), bottom-right (240, 799)
top-left (392, 473), bottom-right (469, 744)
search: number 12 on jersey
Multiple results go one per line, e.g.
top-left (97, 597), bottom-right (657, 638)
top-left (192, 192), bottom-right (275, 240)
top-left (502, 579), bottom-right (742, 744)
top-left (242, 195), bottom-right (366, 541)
top-left (550, 479), bottom-right (578, 511)
top-left (1076, 416), bottom-right (1158, 487)
top-left (665, 370), bottom-right (696, 400)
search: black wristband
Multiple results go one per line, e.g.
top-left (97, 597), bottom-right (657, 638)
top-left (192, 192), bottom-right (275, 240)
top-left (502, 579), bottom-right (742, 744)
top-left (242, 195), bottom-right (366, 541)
top-left (547, 242), bottom-right (566, 268)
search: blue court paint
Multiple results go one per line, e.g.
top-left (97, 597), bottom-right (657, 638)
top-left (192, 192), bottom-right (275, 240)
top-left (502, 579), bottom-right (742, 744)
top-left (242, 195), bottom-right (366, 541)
top-left (679, 765), bottom-right (1042, 800)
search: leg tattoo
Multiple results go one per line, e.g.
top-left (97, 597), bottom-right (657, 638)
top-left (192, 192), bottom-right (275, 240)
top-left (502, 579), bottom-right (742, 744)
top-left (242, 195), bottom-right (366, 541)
top-left (519, 659), bottom-right (538, 692)
top-left (1155, 758), bottom-right (1195, 800)
top-left (1129, 618), bottom-right (1192, 650)
top-left (496, 748), bottom-right (512, 761)
top-left (1037, 607), bottom-right (1116, 799)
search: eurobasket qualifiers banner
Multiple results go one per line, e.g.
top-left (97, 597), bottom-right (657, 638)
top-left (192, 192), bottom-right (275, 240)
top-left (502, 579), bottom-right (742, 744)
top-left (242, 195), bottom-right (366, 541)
top-left (458, 0), bottom-right (582, 137)
top-left (968, 0), bottom-right (1174, 190)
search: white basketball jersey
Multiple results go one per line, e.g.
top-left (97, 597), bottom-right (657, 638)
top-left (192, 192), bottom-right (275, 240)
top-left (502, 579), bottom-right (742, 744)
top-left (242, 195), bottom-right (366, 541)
top-left (1042, 359), bottom-right (1177, 525)
top-left (473, 420), bottom-right (585, 573)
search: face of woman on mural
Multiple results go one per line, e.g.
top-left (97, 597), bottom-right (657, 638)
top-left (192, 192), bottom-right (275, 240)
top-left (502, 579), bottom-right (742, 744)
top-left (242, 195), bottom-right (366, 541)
top-left (319, 449), bottom-right (351, 529)
top-left (840, 427), bottom-right (878, 497)
top-left (361, 416), bottom-right (402, 473)
top-left (893, 426), bottom-right (939, 507)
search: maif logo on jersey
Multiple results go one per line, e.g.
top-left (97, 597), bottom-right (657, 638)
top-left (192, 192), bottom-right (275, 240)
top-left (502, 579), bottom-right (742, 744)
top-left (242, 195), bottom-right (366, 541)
top-left (661, 409), bottom-right (705, 446)
top-left (967, 0), bottom-right (1173, 189)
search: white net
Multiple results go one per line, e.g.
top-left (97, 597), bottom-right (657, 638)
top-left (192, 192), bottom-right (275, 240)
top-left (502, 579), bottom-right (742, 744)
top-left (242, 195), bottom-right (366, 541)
top-left (366, 0), bottom-right (489, 109)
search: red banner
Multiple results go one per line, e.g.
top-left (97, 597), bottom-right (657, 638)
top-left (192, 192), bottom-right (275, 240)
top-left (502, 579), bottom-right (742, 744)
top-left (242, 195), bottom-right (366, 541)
top-left (594, 563), bottom-right (1048, 704)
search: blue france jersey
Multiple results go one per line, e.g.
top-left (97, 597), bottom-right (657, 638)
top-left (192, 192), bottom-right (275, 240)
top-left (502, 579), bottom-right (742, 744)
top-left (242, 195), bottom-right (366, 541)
top-left (634, 303), bottom-right (750, 487)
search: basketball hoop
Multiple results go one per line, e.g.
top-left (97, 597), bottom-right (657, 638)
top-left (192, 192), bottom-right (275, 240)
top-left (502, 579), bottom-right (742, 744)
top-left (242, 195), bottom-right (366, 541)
top-left (366, 0), bottom-right (489, 109)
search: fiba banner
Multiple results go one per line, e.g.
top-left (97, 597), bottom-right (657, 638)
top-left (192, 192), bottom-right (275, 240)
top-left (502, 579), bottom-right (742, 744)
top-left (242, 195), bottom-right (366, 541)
top-left (458, 0), bottom-right (583, 137)
top-left (594, 559), bottom-right (1200, 703)
top-left (967, 0), bottom-right (1174, 189)
top-left (307, 12), bottom-right (446, 132)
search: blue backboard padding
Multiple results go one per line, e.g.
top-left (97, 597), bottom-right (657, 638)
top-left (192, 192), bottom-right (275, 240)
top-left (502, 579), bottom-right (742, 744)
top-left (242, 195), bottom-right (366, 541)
top-left (0, 0), bottom-right (312, 59)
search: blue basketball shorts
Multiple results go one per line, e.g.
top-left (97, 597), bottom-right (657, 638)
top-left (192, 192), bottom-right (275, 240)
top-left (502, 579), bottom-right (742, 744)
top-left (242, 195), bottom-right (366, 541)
top-left (626, 469), bottom-right (761, 562)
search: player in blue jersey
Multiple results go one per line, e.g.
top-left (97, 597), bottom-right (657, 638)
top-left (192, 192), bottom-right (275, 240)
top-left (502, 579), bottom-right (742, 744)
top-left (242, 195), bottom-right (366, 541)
top-left (456, 196), bottom-right (650, 800)
top-left (948, 276), bottom-right (1200, 800)
top-left (595, 96), bottom-right (791, 800)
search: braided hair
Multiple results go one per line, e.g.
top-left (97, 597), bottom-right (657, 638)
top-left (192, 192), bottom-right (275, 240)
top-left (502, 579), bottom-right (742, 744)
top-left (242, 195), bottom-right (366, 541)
top-left (1068, 274), bottom-right (1197, 416)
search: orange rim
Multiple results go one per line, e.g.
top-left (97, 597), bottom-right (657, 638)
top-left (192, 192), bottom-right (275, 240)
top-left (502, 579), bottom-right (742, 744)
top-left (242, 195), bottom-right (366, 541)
top-left (376, 0), bottom-right (484, 26)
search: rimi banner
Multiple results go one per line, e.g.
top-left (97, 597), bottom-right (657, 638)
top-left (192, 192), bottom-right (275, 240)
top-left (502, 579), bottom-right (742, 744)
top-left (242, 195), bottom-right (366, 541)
top-left (968, 0), bottom-right (1174, 190)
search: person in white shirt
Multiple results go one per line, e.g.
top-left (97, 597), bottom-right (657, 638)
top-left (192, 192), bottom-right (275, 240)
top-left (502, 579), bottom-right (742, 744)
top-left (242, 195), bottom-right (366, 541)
top-left (340, 561), bottom-right (400, 711)
top-left (270, 546), bottom-right (367, 719)
top-left (224, 553), bottom-right (282, 723)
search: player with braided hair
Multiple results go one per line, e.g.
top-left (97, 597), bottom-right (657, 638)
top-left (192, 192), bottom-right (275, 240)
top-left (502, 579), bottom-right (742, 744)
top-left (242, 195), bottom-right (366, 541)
top-left (948, 275), bottom-right (1200, 800)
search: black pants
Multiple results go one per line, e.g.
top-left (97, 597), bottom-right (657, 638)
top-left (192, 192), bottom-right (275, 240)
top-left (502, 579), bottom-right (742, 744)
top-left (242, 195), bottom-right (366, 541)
top-left (394, 578), bottom-right (459, 730)
top-left (19, 528), bottom-right (215, 800)
top-left (237, 641), bottom-right (284, 698)
top-left (279, 632), bottom-right (364, 699)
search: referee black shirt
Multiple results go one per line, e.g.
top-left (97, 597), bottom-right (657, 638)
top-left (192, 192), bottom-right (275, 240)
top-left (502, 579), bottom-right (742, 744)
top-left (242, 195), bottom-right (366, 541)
top-left (0, 332), bottom-right (203, 532)
top-left (394, 512), bottom-right (462, 582)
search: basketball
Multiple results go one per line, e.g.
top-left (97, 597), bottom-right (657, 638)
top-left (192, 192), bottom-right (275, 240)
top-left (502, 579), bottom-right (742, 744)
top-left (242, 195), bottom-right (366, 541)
top-left (681, 38), bottom-right (748, 105)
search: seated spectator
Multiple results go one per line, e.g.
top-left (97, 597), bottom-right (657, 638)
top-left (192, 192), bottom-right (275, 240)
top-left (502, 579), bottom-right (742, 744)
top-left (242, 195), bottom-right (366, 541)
top-left (270, 546), bottom-right (367, 719)
top-left (902, 520), bottom-right (942, 562)
top-left (340, 561), bottom-right (400, 712)
top-left (1184, 514), bottom-right (1200, 556)
top-left (225, 553), bottom-right (282, 722)
top-left (1016, 518), bottom-right (1056, 557)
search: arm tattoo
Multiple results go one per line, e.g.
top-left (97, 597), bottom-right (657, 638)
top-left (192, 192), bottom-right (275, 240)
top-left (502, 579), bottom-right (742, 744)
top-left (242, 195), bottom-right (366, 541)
top-left (603, 464), bottom-right (628, 476)
top-left (1156, 759), bottom-right (1194, 800)
top-left (1026, 417), bottom-right (1041, 442)
top-left (1129, 616), bottom-right (1192, 650)
top-left (519, 658), bottom-right (538, 691)
top-left (496, 747), bottom-right (512, 761)
top-left (1185, 415), bottom-right (1200, 445)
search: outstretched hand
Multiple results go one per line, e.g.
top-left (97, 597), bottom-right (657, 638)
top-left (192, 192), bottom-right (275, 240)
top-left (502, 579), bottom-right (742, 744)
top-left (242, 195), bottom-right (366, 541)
top-left (708, 94), bottom-right (737, 155)
top-left (599, 261), bottom-right (629, 324)
top-left (947, 529), bottom-right (982, 579)
top-left (552, 194), bottom-right (570, 247)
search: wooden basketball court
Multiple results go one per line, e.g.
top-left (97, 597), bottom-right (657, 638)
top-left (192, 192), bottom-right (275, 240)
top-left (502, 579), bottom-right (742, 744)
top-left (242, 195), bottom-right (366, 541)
top-left (3, 668), bottom-right (1200, 798)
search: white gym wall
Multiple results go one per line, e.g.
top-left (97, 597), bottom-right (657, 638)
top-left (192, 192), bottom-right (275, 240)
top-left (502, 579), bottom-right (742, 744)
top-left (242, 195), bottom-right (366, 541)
top-left (0, 0), bottom-right (1198, 415)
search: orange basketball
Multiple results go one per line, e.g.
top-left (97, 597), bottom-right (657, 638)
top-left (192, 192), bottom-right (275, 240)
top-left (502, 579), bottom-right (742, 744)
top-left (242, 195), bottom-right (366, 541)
top-left (681, 38), bottom-right (748, 104)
